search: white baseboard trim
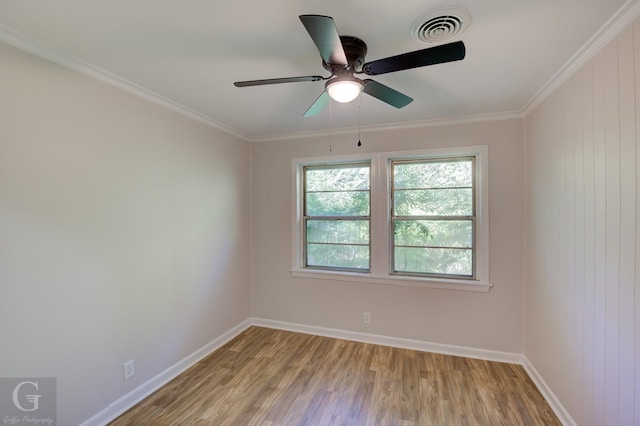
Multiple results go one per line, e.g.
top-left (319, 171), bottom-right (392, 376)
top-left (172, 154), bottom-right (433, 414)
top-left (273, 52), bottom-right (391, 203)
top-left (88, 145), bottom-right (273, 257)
top-left (521, 356), bottom-right (576, 426)
top-left (250, 317), bottom-right (523, 364)
top-left (80, 317), bottom-right (575, 426)
top-left (79, 319), bottom-right (253, 426)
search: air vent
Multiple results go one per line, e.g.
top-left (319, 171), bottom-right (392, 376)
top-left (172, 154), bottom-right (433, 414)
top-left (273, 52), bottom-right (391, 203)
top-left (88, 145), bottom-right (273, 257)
top-left (411, 6), bottom-right (471, 44)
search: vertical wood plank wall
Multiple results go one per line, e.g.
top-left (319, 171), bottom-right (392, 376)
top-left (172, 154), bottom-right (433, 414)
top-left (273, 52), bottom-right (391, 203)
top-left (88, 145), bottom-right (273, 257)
top-left (525, 18), bottom-right (640, 426)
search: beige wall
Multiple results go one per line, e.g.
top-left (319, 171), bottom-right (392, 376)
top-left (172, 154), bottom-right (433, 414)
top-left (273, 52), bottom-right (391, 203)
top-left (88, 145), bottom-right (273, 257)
top-left (251, 119), bottom-right (525, 353)
top-left (525, 19), bottom-right (640, 425)
top-left (0, 42), bottom-right (251, 425)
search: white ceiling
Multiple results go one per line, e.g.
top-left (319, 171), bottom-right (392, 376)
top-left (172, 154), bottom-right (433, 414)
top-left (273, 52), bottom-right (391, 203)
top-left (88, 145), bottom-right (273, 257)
top-left (0, 0), bottom-right (635, 141)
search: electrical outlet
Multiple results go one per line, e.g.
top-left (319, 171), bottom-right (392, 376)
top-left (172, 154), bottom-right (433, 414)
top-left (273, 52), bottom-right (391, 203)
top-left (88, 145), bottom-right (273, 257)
top-left (123, 359), bottom-right (135, 381)
top-left (363, 312), bottom-right (371, 324)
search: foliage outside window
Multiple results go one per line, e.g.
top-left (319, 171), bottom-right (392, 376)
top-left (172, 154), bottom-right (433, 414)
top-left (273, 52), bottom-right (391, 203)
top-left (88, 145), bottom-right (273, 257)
top-left (304, 163), bottom-right (370, 271)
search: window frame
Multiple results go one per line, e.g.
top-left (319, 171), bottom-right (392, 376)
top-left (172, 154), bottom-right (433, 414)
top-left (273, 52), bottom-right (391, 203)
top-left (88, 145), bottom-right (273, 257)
top-left (390, 156), bottom-right (476, 280)
top-left (291, 146), bottom-right (490, 292)
top-left (302, 161), bottom-right (372, 272)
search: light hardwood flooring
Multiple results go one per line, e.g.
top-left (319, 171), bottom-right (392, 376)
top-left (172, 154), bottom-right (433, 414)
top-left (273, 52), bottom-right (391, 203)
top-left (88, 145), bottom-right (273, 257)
top-left (110, 326), bottom-right (560, 425)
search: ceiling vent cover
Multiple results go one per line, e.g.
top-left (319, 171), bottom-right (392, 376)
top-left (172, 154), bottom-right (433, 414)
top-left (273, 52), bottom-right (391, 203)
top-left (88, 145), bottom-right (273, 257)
top-left (411, 6), bottom-right (471, 44)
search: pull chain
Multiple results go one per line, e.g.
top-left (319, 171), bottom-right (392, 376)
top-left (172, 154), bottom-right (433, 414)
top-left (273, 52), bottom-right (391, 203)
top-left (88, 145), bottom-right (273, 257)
top-left (329, 98), bottom-right (333, 152)
top-left (357, 96), bottom-right (362, 147)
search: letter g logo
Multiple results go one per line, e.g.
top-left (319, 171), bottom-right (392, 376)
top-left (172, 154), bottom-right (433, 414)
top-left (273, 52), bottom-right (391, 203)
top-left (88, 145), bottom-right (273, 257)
top-left (12, 381), bottom-right (41, 412)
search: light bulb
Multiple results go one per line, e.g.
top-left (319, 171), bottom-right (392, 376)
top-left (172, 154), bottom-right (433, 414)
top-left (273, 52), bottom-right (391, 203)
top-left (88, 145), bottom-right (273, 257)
top-left (326, 78), bottom-right (364, 103)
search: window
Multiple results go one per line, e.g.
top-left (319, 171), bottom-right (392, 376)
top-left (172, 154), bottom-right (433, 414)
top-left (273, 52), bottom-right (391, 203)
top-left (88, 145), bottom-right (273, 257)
top-left (292, 146), bottom-right (489, 292)
top-left (391, 157), bottom-right (475, 278)
top-left (303, 162), bottom-right (371, 271)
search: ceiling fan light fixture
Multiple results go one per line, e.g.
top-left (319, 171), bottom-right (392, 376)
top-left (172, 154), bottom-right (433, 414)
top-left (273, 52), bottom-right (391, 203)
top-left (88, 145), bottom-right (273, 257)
top-left (326, 77), bottom-right (364, 103)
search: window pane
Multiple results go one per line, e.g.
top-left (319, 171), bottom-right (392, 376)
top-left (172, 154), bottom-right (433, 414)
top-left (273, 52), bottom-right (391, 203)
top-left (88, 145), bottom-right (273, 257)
top-left (394, 220), bottom-right (472, 247)
top-left (307, 220), bottom-right (369, 244)
top-left (394, 188), bottom-right (472, 216)
top-left (394, 247), bottom-right (472, 276)
top-left (307, 243), bottom-right (369, 270)
top-left (306, 191), bottom-right (370, 216)
top-left (306, 166), bottom-right (369, 191)
top-left (394, 160), bottom-right (472, 189)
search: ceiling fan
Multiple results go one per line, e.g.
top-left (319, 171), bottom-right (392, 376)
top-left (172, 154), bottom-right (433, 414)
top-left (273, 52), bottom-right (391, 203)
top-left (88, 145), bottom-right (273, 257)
top-left (234, 14), bottom-right (466, 117)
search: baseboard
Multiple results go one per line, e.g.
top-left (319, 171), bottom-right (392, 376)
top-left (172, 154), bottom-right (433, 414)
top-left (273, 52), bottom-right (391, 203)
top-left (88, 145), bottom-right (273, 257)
top-left (521, 356), bottom-right (576, 426)
top-left (250, 317), bottom-right (523, 364)
top-left (79, 319), bottom-right (253, 426)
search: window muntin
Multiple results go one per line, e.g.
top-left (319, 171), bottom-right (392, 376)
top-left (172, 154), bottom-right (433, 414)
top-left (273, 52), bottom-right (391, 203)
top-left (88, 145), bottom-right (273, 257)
top-left (391, 157), bottom-right (475, 279)
top-left (303, 163), bottom-right (371, 271)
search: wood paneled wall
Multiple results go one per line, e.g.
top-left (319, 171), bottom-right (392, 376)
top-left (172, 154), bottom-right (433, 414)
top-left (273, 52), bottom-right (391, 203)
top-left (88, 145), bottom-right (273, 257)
top-left (525, 19), bottom-right (640, 426)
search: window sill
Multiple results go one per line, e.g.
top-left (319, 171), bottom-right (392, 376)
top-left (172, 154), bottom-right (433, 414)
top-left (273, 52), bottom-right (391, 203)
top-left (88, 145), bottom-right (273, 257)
top-left (289, 268), bottom-right (491, 292)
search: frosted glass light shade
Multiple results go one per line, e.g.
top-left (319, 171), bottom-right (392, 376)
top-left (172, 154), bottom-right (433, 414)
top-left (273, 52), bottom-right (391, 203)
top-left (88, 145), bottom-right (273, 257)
top-left (326, 79), bottom-right (364, 103)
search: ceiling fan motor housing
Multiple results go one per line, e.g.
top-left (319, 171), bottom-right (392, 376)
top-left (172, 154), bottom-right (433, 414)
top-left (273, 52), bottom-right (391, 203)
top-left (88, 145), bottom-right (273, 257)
top-left (322, 36), bottom-right (368, 73)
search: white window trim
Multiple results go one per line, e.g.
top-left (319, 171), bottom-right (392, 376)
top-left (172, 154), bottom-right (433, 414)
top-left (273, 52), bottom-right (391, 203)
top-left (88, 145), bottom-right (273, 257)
top-left (291, 146), bottom-right (490, 292)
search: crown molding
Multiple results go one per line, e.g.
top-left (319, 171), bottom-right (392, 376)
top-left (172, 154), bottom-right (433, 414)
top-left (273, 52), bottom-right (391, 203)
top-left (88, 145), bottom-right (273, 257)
top-left (249, 110), bottom-right (525, 143)
top-left (0, 25), bottom-right (250, 141)
top-left (522, 0), bottom-right (640, 115)
top-left (2, 22), bottom-right (518, 145)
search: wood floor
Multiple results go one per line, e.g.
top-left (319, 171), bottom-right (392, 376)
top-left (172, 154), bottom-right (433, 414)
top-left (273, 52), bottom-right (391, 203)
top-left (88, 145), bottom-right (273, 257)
top-left (110, 326), bottom-right (560, 425)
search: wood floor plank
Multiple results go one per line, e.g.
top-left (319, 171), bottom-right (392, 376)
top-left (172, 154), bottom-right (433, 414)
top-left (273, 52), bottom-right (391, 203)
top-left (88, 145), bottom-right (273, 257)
top-left (109, 327), bottom-right (561, 425)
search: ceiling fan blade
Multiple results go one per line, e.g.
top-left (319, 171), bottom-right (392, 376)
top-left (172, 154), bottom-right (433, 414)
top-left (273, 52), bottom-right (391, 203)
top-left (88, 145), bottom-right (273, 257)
top-left (362, 41), bottom-right (465, 76)
top-left (304, 91), bottom-right (330, 117)
top-left (299, 15), bottom-right (348, 65)
top-left (234, 75), bottom-right (325, 87)
top-left (362, 79), bottom-right (413, 108)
